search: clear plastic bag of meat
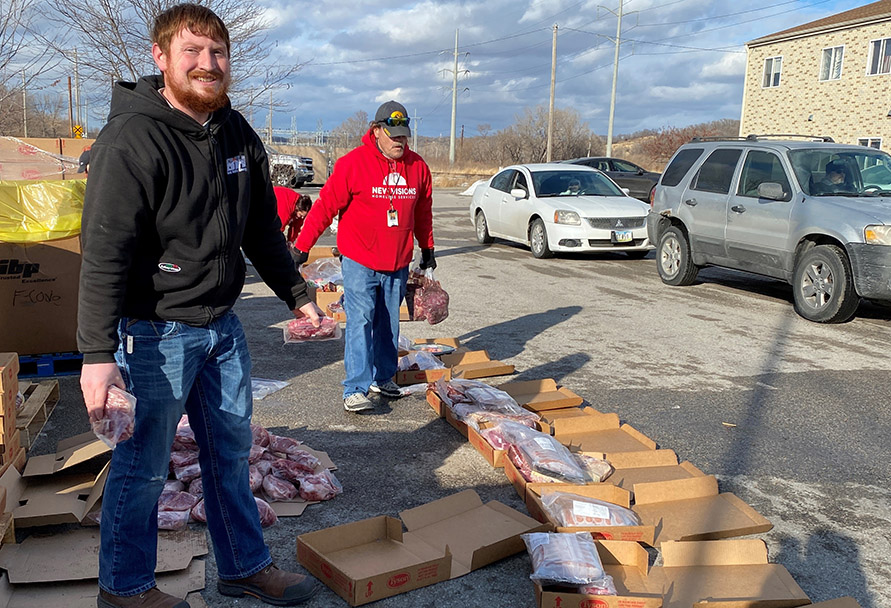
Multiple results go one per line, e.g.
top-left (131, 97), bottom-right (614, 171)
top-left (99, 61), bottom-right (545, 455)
top-left (91, 386), bottom-right (136, 448)
top-left (158, 490), bottom-right (200, 512)
top-left (499, 422), bottom-right (590, 484)
top-left (248, 465), bottom-right (263, 492)
top-left (262, 474), bottom-right (298, 501)
top-left (541, 491), bottom-right (641, 528)
top-left (173, 415), bottom-right (197, 451)
top-left (191, 499), bottom-right (206, 523)
top-left (397, 350), bottom-right (445, 372)
top-left (248, 444), bottom-right (267, 464)
top-left (251, 423), bottom-right (271, 447)
top-left (158, 509), bottom-right (190, 531)
top-left (268, 434), bottom-right (303, 456)
top-left (522, 532), bottom-right (606, 585)
top-left (271, 457), bottom-right (311, 482)
top-left (287, 449), bottom-right (321, 472)
top-left (407, 268), bottom-right (449, 325)
top-left (170, 449), bottom-right (199, 468)
top-left (255, 459), bottom-right (273, 476)
top-left (435, 379), bottom-right (540, 430)
top-left (297, 469), bottom-right (343, 501)
top-left (577, 574), bottom-right (618, 596)
top-left (173, 462), bottom-right (202, 483)
top-left (573, 453), bottom-right (614, 483)
top-left (255, 496), bottom-right (278, 528)
top-left (283, 316), bottom-right (341, 343)
top-left (164, 479), bottom-right (185, 493)
top-left (299, 257), bottom-right (343, 288)
top-left (327, 294), bottom-right (344, 316)
top-left (188, 477), bottom-right (204, 497)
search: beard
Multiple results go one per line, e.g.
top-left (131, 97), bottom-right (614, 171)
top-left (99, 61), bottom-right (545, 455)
top-left (166, 68), bottom-right (230, 115)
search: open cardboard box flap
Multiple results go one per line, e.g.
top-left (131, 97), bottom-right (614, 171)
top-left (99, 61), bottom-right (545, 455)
top-left (23, 432), bottom-right (110, 477)
top-left (439, 350), bottom-right (514, 380)
top-left (647, 539), bottom-right (809, 608)
top-left (553, 414), bottom-right (657, 458)
top-left (632, 476), bottom-right (773, 545)
top-left (605, 450), bottom-right (706, 494)
top-left (0, 528), bottom-right (207, 583)
top-left (0, 461), bottom-right (108, 528)
top-left (495, 379), bottom-right (583, 412)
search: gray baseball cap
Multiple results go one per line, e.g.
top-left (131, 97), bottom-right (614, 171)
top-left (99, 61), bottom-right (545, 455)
top-left (374, 101), bottom-right (411, 138)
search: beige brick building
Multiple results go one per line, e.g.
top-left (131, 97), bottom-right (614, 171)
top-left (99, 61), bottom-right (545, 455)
top-left (740, 0), bottom-right (891, 149)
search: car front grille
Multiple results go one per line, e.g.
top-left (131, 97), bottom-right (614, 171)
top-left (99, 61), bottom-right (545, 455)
top-left (585, 217), bottom-right (645, 230)
top-left (587, 238), bottom-right (647, 247)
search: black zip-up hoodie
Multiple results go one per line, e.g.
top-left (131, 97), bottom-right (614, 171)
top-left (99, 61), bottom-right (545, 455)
top-left (77, 75), bottom-right (309, 364)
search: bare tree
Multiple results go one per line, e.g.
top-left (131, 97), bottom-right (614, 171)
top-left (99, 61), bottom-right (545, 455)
top-left (331, 110), bottom-right (368, 150)
top-left (637, 119), bottom-right (740, 165)
top-left (491, 105), bottom-right (594, 164)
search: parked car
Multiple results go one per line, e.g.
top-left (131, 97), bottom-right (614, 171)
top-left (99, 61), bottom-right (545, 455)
top-left (648, 135), bottom-right (891, 323)
top-left (265, 145), bottom-right (314, 188)
top-left (470, 163), bottom-right (653, 259)
top-left (564, 156), bottom-right (660, 202)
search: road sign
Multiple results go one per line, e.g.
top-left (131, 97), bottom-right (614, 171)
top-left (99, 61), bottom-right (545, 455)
top-left (73, 125), bottom-right (84, 138)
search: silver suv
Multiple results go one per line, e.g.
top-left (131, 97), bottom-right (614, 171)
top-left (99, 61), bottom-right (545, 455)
top-left (648, 135), bottom-right (891, 323)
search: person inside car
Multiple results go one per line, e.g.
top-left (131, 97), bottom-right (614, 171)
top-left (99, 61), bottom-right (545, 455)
top-left (561, 178), bottom-right (582, 195)
top-left (813, 160), bottom-right (854, 195)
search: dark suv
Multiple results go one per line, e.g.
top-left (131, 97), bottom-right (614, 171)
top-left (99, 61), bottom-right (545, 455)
top-left (565, 157), bottom-right (660, 202)
top-left (648, 135), bottom-right (891, 323)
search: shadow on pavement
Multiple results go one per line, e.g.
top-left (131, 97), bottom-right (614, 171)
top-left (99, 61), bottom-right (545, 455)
top-left (459, 306), bottom-right (583, 360)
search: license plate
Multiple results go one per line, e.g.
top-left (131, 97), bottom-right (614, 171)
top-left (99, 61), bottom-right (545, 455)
top-left (612, 230), bottom-right (632, 243)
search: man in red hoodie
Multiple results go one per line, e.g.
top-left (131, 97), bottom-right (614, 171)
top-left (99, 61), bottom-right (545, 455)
top-left (294, 101), bottom-right (435, 412)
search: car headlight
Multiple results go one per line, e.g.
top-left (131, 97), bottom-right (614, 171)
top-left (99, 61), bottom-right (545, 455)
top-left (864, 225), bottom-right (891, 245)
top-left (554, 210), bottom-right (580, 225)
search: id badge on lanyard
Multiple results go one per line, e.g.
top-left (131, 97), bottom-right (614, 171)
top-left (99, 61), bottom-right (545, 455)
top-left (387, 207), bottom-right (399, 227)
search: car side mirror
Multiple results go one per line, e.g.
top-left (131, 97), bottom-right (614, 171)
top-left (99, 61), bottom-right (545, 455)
top-left (621, 187), bottom-right (631, 196)
top-left (757, 182), bottom-right (786, 200)
top-left (637, 169), bottom-right (644, 175)
top-left (510, 188), bottom-right (527, 199)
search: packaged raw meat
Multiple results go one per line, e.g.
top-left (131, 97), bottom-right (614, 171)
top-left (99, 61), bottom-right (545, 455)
top-left (478, 426), bottom-right (511, 451)
top-left (91, 386), bottom-right (136, 448)
top-left (157, 509), bottom-right (190, 531)
top-left (262, 474), bottom-right (298, 501)
top-left (255, 459), bottom-right (273, 476)
top-left (327, 294), bottom-right (344, 316)
top-left (255, 497), bottom-right (278, 528)
top-left (170, 449), bottom-right (199, 468)
top-left (522, 532), bottom-right (606, 585)
top-left (248, 444), bottom-right (266, 464)
top-left (158, 490), bottom-right (200, 512)
top-left (299, 257), bottom-right (343, 289)
top-left (188, 477), bottom-right (204, 497)
top-left (499, 422), bottom-right (590, 484)
top-left (268, 434), bottom-right (303, 456)
top-left (434, 379), bottom-right (540, 430)
top-left (191, 499), bottom-right (206, 523)
top-left (283, 317), bottom-right (341, 343)
top-left (297, 469), bottom-right (343, 501)
top-left (271, 458), bottom-right (310, 482)
top-left (413, 271), bottom-right (449, 325)
top-left (163, 479), bottom-right (185, 493)
top-left (173, 462), bottom-right (202, 483)
top-left (578, 575), bottom-right (618, 596)
top-left (285, 451), bottom-right (319, 473)
top-left (541, 492), bottom-right (641, 527)
top-left (172, 415), bottom-right (197, 451)
top-left (573, 453), bottom-right (613, 483)
top-left (397, 350), bottom-right (445, 372)
top-left (251, 423), bottom-right (271, 447)
top-left (248, 466), bottom-right (263, 492)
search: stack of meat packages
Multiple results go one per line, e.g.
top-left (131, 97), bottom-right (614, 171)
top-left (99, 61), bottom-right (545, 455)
top-left (158, 416), bottom-right (342, 530)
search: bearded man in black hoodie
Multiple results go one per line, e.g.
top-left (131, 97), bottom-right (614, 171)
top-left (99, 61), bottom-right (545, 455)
top-left (78, 4), bottom-right (321, 607)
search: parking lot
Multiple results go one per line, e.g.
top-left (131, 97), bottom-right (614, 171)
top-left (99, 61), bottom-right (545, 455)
top-left (42, 186), bottom-right (891, 607)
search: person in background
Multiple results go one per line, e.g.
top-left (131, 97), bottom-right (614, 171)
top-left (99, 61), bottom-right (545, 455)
top-left (561, 178), bottom-right (581, 195)
top-left (813, 160), bottom-right (854, 195)
top-left (274, 186), bottom-right (313, 246)
top-left (77, 4), bottom-right (321, 607)
top-left (293, 100), bottom-right (436, 413)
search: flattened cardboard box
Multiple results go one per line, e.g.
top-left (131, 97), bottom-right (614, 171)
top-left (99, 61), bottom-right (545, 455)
top-left (496, 379), bottom-right (583, 412)
top-left (552, 413), bottom-right (658, 458)
top-left (525, 484), bottom-right (655, 545)
top-left (536, 540), bottom-right (662, 608)
top-left (0, 461), bottom-right (108, 527)
top-left (297, 489), bottom-right (550, 606)
top-left (605, 450), bottom-right (706, 498)
top-left (645, 539), bottom-right (809, 608)
top-left (439, 350), bottom-right (514, 380)
top-left (22, 431), bottom-right (110, 477)
top-left (631, 476), bottom-right (772, 545)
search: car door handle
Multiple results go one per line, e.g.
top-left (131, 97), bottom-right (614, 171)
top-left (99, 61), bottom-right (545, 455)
top-left (684, 199), bottom-right (697, 206)
top-left (731, 205), bottom-right (746, 213)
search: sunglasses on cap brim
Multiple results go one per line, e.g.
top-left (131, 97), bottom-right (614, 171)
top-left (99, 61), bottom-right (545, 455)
top-left (381, 116), bottom-right (410, 127)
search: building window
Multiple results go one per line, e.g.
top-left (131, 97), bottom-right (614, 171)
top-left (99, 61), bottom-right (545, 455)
top-left (820, 46), bottom-right (844, 81)
top-left (858, 138), bottom-right (882, 150)
top-left (762, 56), bottom-right (782, 87)
top-left (868, 38), bottom-right (891, 75)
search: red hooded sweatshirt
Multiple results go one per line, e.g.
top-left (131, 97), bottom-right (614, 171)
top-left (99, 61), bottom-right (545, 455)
top-left (296, 129), bottom-right (434, 272)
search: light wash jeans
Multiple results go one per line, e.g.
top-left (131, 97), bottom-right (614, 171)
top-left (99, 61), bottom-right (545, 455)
top-left (340, 256), bottom-right (407, 398)
top-left (99, 311), bottom-right (272, 596)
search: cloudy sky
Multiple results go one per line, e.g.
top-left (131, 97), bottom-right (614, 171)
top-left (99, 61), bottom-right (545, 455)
top-left (248, 0), bottom-right (869, 138)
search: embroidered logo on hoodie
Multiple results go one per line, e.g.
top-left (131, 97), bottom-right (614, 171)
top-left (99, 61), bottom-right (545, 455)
top-left (227, 155), bottom-right (247, 175)
top-left (158, 263), bottom-right (182, 273)
top-left (372, 172), bottom-right (416, 197)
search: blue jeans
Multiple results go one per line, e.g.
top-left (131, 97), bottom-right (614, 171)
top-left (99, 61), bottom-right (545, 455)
top-left (99, 311), bottom-right (271, 596)
top-left (341, 256), bottom-right (407, 398)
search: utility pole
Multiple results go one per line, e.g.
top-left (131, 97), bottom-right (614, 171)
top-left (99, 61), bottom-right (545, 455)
top-left (267, 90), bottom-right (273, 143)
top-left (546, 24), bottom-right (558, 163)
top-left (21, 70), bottom-right (27, 137)
top-left (606, 0), bottom-right (623, 157)
top-left (67, 77), bottom-right (74, 137)
top-left (73, 49), bottom-right (81, 128)
top-left (411, 108), bottom-right (420, 151)
top-left (448, 29), bottom-right (459, 166)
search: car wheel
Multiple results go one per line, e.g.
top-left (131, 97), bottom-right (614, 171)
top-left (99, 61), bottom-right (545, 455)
top-left (657, 225), bottom-right (698, 286)
top-left (529, 219), bottom-right (553, 259)
top-left (294, 180), bottom-right (304, 189)
top-left (272, 169), bottom-right (289, 187)
top-left (792, 244), bottom-right (859, 323)
top-left (626, 250), bottom-right (649, 260)
top-left (475, 211), bottom-right (494, 244)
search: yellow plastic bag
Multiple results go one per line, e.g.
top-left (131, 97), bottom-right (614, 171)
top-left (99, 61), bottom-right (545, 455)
top-left (0, 179), bottom-right (85, 242)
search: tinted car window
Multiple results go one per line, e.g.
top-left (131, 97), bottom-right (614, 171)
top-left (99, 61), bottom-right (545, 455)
top-left (691, 149), bottom-right (742, 194)
top-left (490, 170), bottom-right (515, 193)
top-left (736, 150), bottom-right (792, 200)
top-left (612, 159), bottom-right (640, 172)
top-left (531, 170), bottom-right (624, 197)
top-left (661, 148), bottom-right (704, 187)
top-left (514, 171), bottom-right (529, 191)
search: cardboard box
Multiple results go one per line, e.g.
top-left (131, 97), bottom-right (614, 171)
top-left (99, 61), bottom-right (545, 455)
top-left (0, 237), bottom-right (82, 355)
top-left (439, 350), bottom-right (514, 380)
top-left (525, 484), bottom-right (655, 545)
top-left (0, 430), bottom-right (20, 465)
top-left (412, 337), bottom-right (461, 351)
top-left (394, 367), bottom-right (450, 387)
top-left (551, 413), bottom-right (657, 459)
top-left (0, 462), bottom-right (108, 528)
top-left (466, 423), bottom-right (506, 467)
top-left (425, 387), bottom-right (447, 418)
top-left (297, 489), bottom-right (550, 606)
top-left (537, 407), bottom-right (604, 426)
top-left (646, 539), bottom-right (810, 608)
top-left (305, 245), bottom-right (338, 265)
top-left (312, 289), bottom-right (346, 322)
top-left (0, 354), bottom-right (17, 440)
top-left (535, 540), bottom-right (662, 608)
top-left (22, 431), bottom-right (109, 476)
top-left (605, 450), bottom-right (706, 498)
top-left (496, 379), bottom-right (583, 412)
top-left (631, 475), bottom-right (773, 545)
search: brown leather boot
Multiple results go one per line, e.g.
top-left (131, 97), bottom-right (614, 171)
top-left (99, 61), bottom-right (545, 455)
top-left (97, 587), bottom-right (190, 608)
top-left (218, 564), bottom-right (318, 606)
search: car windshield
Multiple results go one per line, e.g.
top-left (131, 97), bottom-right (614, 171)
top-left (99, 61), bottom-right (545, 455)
top-left (532, 170), bottom-right (625, 197)
top-left (788, 148), bottom-right (891, 197)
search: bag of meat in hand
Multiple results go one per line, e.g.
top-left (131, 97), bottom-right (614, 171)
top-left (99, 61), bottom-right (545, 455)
top-left (283, 316), bottom-right (341, 343)
top-left (92, 386), bottom-right (136, 448)
top-left (413, 269), bottom-right (449, 325)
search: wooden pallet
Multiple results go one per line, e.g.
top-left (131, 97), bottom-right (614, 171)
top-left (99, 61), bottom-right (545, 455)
top-left (0, 513), bottom-right (14, 547)
top-left (15, 380), bottom-right (59, 450)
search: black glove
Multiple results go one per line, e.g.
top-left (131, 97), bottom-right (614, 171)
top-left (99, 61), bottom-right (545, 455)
top-left (419, 248), bottom-right (436, 270)
top-left (291, 248), bottom-right (309, 266)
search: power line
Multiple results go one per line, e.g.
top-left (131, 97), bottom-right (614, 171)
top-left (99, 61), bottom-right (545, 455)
top-left (630, 0), bottom-right (814, 28)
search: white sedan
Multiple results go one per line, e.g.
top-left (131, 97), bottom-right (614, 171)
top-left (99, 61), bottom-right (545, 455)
top-left (469, 163), bottom-right (654, 258)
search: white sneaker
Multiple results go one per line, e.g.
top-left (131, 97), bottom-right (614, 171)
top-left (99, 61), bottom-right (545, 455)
top-left (368, 380), bottom-right (402, 399)
top-left (343, 393), bottom-right (374, 412)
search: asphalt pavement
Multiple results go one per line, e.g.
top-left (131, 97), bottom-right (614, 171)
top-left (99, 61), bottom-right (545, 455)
top-left (34, 186), bottom-right (890, 607)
